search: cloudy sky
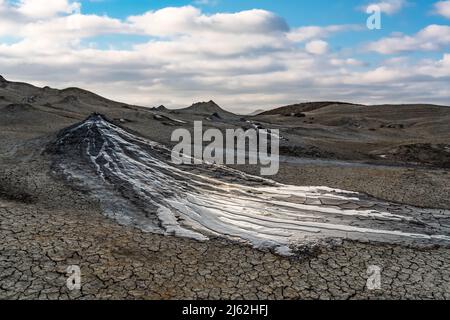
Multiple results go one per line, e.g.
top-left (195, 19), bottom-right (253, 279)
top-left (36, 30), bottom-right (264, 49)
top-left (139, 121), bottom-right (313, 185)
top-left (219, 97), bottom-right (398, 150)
top-left (0, 0), bottom-right (449, 112)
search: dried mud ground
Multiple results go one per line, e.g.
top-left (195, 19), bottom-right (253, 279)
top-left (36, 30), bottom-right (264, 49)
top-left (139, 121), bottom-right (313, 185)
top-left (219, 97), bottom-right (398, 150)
top-left (1, 143), bottom-right (450, 300)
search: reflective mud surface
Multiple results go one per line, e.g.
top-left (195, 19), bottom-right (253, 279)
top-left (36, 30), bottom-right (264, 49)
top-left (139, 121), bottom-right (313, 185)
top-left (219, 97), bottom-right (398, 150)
top-left (48, 115), bottom-right (450, 255)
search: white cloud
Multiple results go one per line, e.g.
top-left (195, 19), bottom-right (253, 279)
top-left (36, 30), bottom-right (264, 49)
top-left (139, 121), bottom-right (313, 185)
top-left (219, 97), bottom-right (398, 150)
top-left (364, 0), bottom-right (407, 15)
top-left (128, 6), bottom-right (288, 36)
top-left (434, 0), bottom-right (450, 19)
top-left (305, 40), bottom-right (329, 55)
top-left (330, 58), bottom-right (365, 67)
top-left (287, 24), bottom-right (362, 43)
top-left (367, 24), bottom-right (450, 54)
top-left (0, 3), bottom-right (449, 111)
top-left (16, 0), bottom-right (80, 19)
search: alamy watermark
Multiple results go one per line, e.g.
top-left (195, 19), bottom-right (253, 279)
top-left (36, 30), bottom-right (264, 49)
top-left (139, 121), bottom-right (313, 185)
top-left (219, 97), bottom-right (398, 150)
top-left (366, 265), bottom-right (382, 290)
top-left (366, 5), bottom-right (382, 30)
top-left (171, 121), bottom-right (280, 176)
top-left (66, 265), bottom-right (81, 291)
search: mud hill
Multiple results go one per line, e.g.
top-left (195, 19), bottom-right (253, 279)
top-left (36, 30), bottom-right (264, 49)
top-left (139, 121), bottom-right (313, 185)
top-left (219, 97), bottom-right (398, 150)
top-left (1, 75), bottom-right (449, 168)
top-left (154, 105), bottom-right (168, 112)
top-left (259, 102), bottom-right (357, 116)
top-left (176, 100), bottom-right (237, 119)
top-left (247, 109), bottom-right (266, 116)
top-left (253, 101), bottom-right (450, 167)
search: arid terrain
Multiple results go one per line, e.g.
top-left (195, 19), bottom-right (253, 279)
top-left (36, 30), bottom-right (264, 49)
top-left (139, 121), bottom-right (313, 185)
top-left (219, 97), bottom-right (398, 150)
top-left (1, 75), bottom-right (450, 300)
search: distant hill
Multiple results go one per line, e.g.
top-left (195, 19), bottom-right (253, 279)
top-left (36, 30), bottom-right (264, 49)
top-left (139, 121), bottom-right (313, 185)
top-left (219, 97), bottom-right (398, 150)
top-left (153, 105), bottom-right (168, 112)
top-left (0, 75), bottom-right (148, 117)
top-left (1, 74), bottom-right (450, 169)
top-left (247, 109), bottom-right (265, 116)
top-left (176, 100), bottom-right (237, 118)
top-left (259, 102), bottom-right (359, 116)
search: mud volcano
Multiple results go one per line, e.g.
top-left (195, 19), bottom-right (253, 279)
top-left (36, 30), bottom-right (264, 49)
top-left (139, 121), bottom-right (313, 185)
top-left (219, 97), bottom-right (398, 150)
top-left (47, 114), bottom-right (450, 255)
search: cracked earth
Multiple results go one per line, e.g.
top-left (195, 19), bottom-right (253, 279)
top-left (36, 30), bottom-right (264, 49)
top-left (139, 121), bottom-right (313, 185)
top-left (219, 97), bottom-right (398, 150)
top-left (1, 154), bottom-right (450, 300)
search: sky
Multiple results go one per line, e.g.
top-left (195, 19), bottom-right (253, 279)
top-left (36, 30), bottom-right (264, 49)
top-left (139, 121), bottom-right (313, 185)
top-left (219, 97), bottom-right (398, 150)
top-left (0, 0), bottom-right (449, 112)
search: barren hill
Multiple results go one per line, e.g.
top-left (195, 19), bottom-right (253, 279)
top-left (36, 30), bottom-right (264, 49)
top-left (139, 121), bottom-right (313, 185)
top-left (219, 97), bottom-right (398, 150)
top-left (176, 100), bottom-right (237, 118)
top-left (1, 75), bottom-right (449, 168)
top-left (259, 102), bottom-right (357, 116)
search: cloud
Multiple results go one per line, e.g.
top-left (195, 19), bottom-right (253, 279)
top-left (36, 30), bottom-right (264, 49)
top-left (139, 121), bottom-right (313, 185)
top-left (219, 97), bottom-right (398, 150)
top-left (434, 0), bottom-right (450, 19)
top-left (287, 24), bottom-right (362, 43)
top-left (364, 0), bottom-right (407, 15)
top-left (330, 58), bottom-right (366, 67)
top-left (16, 0), bottom-right (80, 19)
top-left (305, 40), bottom-right (329, 55)
top-left (0, 2), bottom-right (449, 111)
top-left (367, 24), bottom-right (450, 54)
top-left (128, 6), bottom-right (289, 36)
top-left (0, 1), bottom-right (131, 42)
